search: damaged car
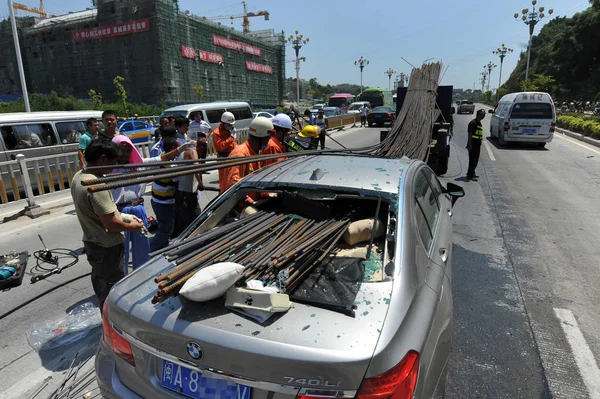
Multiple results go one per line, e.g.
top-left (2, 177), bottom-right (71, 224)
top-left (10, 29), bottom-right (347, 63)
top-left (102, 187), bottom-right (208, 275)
top-left (96, 154), bottom-right (464, 399)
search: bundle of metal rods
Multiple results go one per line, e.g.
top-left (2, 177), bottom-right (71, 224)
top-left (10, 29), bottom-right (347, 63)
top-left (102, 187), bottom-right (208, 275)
top-left (151, 211), bottom-right (350, 303)
top-left (377, 62), bottom-right (443, 160)
top-left (79, 62), bottom-right (443, 194)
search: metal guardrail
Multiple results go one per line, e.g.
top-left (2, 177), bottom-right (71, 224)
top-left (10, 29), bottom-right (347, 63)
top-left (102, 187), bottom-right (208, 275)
top-left (0, 129), bottom-right (252, 206)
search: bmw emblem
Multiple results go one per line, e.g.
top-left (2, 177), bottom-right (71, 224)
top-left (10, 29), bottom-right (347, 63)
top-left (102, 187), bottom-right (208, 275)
top-left (187, 342), bottom-right (203, 360)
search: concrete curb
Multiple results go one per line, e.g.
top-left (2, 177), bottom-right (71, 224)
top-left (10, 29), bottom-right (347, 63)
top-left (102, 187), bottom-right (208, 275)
top-left (555, 127), bottom-right (600, 149)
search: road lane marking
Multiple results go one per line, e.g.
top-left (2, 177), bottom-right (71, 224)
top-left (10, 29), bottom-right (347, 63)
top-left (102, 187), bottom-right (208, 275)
top-left (482, 139), bottom-right (496, 161)
top-left (554, 133), bottom-right (600, 156)
top-left (554, 308), bottom-right (600, 398)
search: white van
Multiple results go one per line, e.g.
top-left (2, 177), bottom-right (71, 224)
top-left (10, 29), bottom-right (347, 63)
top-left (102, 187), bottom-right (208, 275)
top-left (490, 92), bottom-right (556, 147)
top-left (0, 110), bottom-right (103, 162)
top-left (160, 102), bottom-right (254, 130)
top-left (347, 101), bottom-right (371, 115)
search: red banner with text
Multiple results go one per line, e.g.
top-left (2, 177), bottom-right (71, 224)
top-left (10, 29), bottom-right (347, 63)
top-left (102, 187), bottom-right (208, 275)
top-left (212, 34), bottom-right (262, 57)
top-left (246, 61), bottom-right (273, 74)
top-left (181, 46), bottom-right (224, 64)
top-left (72, 19), bottom-right (150, 42)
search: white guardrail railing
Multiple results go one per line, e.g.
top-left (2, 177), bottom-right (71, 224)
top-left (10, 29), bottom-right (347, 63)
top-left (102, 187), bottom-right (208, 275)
top-left (0, 129), bottom-right (254, 207)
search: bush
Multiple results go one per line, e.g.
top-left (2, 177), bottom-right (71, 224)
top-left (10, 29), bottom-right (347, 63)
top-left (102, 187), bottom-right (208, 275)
top-left (558, 114), bottom-right (600, 139)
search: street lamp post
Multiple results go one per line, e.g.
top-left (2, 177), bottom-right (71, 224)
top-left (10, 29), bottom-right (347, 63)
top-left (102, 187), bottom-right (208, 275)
top-left (515, 0), bottom-right (553, 81)
top-left (8, 0), bottom-right (31, 112)
top-left (384, 68), bottom-right (396, 90)
top-left (354, 56), bottom-right (369, 93)
top-left (484, 61), bottom-right (497, 92)
top-left (493, 44), bottom-right (513, 101)
top-left (285, 31), bottom-right (309, 102)
top-left (480, 71), bottom-right (488, 93)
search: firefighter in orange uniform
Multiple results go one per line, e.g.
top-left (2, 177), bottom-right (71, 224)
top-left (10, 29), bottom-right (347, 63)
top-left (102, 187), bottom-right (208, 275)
top-left (213, 111), bottom-right (238, 188)
top-left (219, 117), bottom-right (274, 193)
top-left (261, 113), bottom-right (292, 166)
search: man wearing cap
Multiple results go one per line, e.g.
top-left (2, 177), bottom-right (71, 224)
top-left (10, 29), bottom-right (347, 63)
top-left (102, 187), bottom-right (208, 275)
top-left (213, 111), bottom-right (238, 190)
top-left (262, 113), bottom-right (292, 166)
top-left (220, 117), bottom-right (273, 193)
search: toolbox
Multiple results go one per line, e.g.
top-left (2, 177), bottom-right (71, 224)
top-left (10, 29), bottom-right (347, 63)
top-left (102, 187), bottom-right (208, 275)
top-left (0, 251), bottom-right (29, 289)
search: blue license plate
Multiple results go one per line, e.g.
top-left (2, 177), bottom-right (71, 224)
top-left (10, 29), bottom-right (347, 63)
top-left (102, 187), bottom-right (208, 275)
top-left (161, 361), bottom-right (251, 399)
top-left (374, 114), bottom-right (382, 118)
top-left (522, 128), bottom-right (536, 134)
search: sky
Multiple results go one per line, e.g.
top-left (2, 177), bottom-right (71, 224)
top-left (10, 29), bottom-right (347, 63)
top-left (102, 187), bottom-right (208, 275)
top-left (3, 0), bottom-right (592, 91)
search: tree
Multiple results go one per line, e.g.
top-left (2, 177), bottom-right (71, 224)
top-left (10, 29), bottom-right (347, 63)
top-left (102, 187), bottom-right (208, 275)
top-left (113, 76), bottom-right (128, 117)
top-left (520, 73), bottom-right (556, 94)
top-left (192, 84), bottom-right (204, 100)
top-left (87, 89), bottom-right (103, 109)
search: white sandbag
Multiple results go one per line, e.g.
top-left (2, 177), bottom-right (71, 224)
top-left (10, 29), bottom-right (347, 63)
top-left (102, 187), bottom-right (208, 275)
top-left (179, 262), bottom-right (245, 302)
top-left (240, 206), bottom-right (258, 218)
top-left (342, 218), bottom-right (385, 246)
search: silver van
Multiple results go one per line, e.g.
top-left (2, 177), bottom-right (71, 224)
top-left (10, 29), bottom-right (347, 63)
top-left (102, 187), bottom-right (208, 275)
top-left (0, 110), bottom-right (103, 162)
top-left (490, 92), bottom-right (556, 147)
top-left (160, 102), bottom-right (254, 130)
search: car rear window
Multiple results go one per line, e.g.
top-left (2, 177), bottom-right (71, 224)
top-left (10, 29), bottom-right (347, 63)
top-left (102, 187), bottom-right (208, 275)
top-left (510, 103), bottom-right (553, 119)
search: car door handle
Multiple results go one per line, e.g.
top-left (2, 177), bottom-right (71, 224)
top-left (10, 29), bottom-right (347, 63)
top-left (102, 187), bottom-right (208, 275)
top-left (447, 208), bottom-right (452, 217)
top-left (439, 248), bottom-right (448, 263)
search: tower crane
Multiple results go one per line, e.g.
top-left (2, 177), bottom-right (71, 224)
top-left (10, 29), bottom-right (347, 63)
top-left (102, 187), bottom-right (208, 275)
top-left (203, 1), bottom-right (269, 34)
top-left (12, 1), bottom-right (55, 18)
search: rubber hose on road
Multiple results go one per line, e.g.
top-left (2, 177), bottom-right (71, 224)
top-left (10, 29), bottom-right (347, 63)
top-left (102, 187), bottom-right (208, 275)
top-left (0, 272), bottom-right (91, 322)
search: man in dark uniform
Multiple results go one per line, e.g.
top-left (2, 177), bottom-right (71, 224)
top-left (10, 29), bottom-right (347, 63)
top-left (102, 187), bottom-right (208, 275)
top-left (467, 109), bottom-right (486, 180)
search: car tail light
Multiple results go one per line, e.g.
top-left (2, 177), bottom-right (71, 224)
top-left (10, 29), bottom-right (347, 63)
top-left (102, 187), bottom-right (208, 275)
top-left (503, 122), bottom-right (510, 132)
top-left (102, 301), bottom-right (136, 366)
top-left (550, 121), bottom-right (556, 132)
top-left (355, 351), bottom-right (420, 399)
top-left (387, 113), bottom-right (393, 118)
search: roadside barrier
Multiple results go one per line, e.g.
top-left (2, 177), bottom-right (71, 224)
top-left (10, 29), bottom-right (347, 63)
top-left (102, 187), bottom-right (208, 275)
top-left (0, 129), bottom-right (252, 208)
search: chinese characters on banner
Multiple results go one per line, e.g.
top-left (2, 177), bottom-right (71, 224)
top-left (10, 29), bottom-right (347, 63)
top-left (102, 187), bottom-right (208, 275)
top-left (212, 34), bottom-right (262, 57)
top-left (246, 61), bottom-right (273, 74)
top-left (181, 46), bottom-right (225, 64)
top-left (72, 19), bottom-right (150, 41)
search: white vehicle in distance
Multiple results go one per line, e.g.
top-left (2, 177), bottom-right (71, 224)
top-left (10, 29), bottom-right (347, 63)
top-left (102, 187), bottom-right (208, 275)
top-left (310, 103), bottom-right (326, 112)
top-left (161, 101), bottom-right (254, 130)
top-left (489, 92), bottom-right (556, 148)
top-left (253, 112), bottom-right (275, 120)
top-left (347, 101), bottom-right (371, 114)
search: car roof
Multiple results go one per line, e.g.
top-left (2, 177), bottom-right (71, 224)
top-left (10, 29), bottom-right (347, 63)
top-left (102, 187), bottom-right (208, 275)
top-left (0, 110), bottom-right (103, 124)
top-left (163, 101), bottom-right (250, 112)
top-left (240, 154), bottom-right (412, 195)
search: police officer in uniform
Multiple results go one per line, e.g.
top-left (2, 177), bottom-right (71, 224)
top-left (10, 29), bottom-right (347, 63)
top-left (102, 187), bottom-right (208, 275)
top-left (466, 109), bottom-right (486, 180)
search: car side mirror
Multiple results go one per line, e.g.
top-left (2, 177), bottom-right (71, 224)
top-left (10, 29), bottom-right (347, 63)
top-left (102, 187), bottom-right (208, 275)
top-left (451, 107), bottom-right (456, 114)
top-left (445, 182), bottom-right (465, 206)
top-left (488, 109), bottom-right (494, 114)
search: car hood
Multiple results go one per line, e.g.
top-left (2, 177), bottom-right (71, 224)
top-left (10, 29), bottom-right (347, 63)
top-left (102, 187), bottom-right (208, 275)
top-left (108, 255), bottom-right (393, 389)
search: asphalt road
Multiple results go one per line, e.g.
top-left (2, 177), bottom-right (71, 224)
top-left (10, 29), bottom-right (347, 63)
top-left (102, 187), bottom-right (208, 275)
top-left (1, 118), bottom-right (600, 398)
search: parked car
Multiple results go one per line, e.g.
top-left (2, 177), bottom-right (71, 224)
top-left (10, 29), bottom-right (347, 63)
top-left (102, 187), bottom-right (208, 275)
top-left (347, 101), bottom-right (371, 115)
top-left (311, 103), bottom-right (326, 112)
top-left (96, 154), bottom-right (464, 399)
top-left (253, 112), bottom-right (275, 120)
top-left (456, 100), bottom-right (475, 114)
top-left (489, 91), bottom-right (556, 147)
top-left (322, 107), bottom-right (342, 117)
top-left (117, 120), bottom-right (153, 144)
top-left (367, 106), bottom-right (396, 127)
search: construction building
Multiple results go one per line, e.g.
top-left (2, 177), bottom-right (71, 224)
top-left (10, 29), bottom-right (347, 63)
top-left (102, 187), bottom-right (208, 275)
top-left (0, 0), bottom-right (286, 107)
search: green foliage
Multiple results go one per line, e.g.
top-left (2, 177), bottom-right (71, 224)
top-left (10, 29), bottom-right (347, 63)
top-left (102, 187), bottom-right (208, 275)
top-left (113, 76), bottom-right (129, 116)
top-left (87, 89), bottom-right (104, 109)
top-left (192, 84), bottom-right (204, 100)
top-left (519, 73), bottom-right (556, 93)
top-left (557, 114), bottom-right (600, 139)
top-left (503, 4), bottom-right (600, 100)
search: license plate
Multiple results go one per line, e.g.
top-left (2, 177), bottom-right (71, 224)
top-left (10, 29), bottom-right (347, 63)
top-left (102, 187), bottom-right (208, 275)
top-left (374, 114), bottom-right (382, 118)
top-left (522, 128), bottom-right (537, 134)
top-left (161, 361), bottom-right (251, 399)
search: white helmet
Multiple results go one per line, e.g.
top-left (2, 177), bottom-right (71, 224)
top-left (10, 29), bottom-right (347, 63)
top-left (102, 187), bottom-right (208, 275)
top-left (221, 111), bottom-right (236, 125)
top-left (249, 117), bottom-right (274, 138)
top-left (272, 113), bottom-right (293, 130)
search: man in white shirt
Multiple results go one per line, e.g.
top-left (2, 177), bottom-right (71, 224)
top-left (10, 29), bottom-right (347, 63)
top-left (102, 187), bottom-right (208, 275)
top-left (358, 104), bottom-right (369, 127)
top-left (188, 112), bottom-right (212, 167)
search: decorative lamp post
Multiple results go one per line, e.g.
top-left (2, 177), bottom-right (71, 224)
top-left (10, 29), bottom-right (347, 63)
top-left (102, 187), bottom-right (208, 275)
top-left (285, 31), bottom-right (309, 102)
top-left (384, 68), bottom-right (396, 90)
top-left (480, 71), bottom-right (488, 93)
top-left (354, 56), bottom-right (369, 93)
top-left (493, 44), bottom-right (513, 101)
top-left (515, 0), bottom-right (553, 81)
top-left (484, 61), bottom-right (497, 92)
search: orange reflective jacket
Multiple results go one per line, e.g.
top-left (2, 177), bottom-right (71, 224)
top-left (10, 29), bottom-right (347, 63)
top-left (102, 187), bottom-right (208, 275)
top-left (213, 125), bottom-right (237, 154)
top-left (219, 141), bottom-right (260, 193)
top-left (261, 136), bottom-right (286, 166)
